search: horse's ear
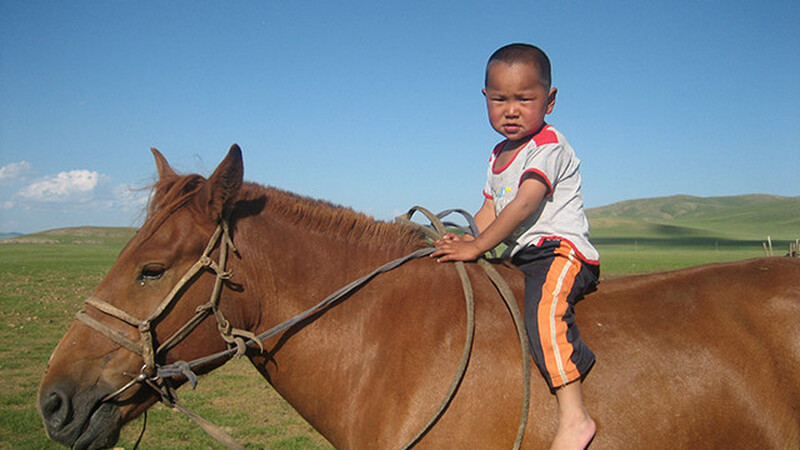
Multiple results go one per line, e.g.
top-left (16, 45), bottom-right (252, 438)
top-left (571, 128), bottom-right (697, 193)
top-left (202, 144), bottom-right (244, 222)
top-left (151, 147), bottom-right (177, 180)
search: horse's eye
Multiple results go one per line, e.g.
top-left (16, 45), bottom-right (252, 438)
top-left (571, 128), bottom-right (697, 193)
top-left (140, 265), bottom-right (165, 281)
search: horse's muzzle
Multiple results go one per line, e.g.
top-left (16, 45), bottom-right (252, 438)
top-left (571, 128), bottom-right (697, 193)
top-left (38, 380), bottom-right (122, 450)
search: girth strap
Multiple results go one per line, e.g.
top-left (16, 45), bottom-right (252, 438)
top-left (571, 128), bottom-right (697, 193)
top-left (396, 206), bottom-right (530, 449)
top-left (478, 259), bottom-right (531, 448)
top-left (396, 207), bottom-right (476, 449)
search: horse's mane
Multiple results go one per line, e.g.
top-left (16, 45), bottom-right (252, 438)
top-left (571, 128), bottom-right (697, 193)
top-left (138, 173), bottom-right (207, 239)
top-left (139, 174), bottom-right (426, 251)
top-left (241, 182), bottom-right (426, 251)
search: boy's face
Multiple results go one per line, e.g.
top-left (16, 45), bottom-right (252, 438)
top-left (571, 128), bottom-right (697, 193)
top-left (482, 62), bottom-right (556, 143)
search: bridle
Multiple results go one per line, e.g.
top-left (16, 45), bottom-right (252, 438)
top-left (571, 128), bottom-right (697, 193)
top-left (74, 208), bottom-right (531, 450)
top-left (76, 218), bottom-right (255, 388)
top-left (76, 218), bottom-right (256, 448)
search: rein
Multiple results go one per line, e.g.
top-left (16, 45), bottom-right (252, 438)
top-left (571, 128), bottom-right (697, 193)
top-left (76, 207), bottom-right (531, 449)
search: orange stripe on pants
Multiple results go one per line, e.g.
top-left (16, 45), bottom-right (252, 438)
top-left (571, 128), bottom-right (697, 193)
top-left (536, 246), bottom-right (581, 387)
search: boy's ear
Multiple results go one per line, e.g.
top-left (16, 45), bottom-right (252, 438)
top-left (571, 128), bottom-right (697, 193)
top-left (546, 87), bottom-right (557, 114)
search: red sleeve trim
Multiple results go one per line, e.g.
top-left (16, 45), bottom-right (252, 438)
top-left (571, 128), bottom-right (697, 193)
top-left (520, 168), bottom-right (553, 197)
top-left (483, 190), bottom-right (493, 199)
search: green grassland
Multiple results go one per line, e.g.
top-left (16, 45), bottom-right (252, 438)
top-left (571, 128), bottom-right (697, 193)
top-left (1, 194), bottom-right (797, 448)
top-left (587, 194), bottom-right (798, 275)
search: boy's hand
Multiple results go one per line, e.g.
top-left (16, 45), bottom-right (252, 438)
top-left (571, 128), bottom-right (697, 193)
top-left (432, 233), bottom-right (482, 262)
top-left (434, 177), bottom-right (546, 263)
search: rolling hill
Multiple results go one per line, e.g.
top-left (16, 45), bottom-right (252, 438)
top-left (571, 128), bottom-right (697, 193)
top-left (587, 194), bottom-right (800, 245)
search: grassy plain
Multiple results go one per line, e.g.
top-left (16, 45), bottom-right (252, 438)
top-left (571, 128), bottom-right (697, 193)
top-left (0, 197), bottom-right (794, 448)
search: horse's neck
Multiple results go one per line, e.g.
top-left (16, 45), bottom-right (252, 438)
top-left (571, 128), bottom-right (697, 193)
top-left (234, 212), bottom-right (414, 441)
top-left (235, 210), bottom-right (410, 336)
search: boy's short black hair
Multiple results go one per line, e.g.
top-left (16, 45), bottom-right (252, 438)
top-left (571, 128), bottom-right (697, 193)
top-left (485, 43), bottom-right (552, 89)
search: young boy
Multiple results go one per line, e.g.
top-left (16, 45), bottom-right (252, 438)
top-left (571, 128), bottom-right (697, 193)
top-left (432, 43), bottom-right (599, 450)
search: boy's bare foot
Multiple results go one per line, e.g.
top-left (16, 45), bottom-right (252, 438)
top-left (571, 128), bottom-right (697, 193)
top-left (551, 382), bottom-right (595, 450)
top-left (550, 413), bottom-right (596, 450)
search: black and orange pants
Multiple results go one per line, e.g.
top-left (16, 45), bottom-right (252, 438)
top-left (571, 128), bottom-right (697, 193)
top-left (512, 240), bottom-right (599, 391)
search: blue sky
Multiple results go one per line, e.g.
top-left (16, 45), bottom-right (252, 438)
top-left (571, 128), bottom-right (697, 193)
top-left (1, 1), bottom-right (798, 234)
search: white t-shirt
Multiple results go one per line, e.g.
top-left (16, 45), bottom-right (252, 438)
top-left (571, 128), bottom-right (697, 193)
top-left (482, 125), bottom-right (599, 264)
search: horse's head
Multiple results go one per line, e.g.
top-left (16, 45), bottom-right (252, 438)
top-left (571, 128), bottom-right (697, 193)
top-left (38, 145), bottom-right (246, 449)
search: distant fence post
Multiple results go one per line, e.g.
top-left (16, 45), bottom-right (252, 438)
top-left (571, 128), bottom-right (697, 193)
top-left (764, 237), bottom-right (800, 258)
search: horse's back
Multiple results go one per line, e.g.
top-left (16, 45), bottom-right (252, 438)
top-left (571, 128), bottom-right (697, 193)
top-left (579, 257), bottom-right (800, 448)
top-left (419, 257), bottom-right (800, 448)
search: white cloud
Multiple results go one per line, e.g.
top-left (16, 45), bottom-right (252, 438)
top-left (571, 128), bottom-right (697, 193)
top-left (16, 170), bottom-right (110, 202)
top-left (0, 161), bottom-right (32, 185)
top-left (7, 167), bottom-right (150, 210)
top-left (0, 165), bottom-right (151, 233)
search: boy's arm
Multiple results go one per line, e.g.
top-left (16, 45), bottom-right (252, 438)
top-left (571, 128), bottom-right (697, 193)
top-left (433, 176), bottom-right (548, 262)
top-left (473, 197), bottom-right (495, 233)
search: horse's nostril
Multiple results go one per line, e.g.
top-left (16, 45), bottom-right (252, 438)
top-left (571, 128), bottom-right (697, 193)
top-left (41, 388), bottom-right (71, 430)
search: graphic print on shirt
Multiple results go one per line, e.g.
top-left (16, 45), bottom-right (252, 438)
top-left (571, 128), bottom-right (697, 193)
top-left (494, 185), bottom-right (514, 210)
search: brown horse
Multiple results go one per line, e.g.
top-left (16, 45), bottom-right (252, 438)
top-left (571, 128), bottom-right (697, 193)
top-left (38, 145), bottom-right (800, 449)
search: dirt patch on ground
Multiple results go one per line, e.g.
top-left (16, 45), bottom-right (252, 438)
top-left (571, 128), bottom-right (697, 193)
top-left (0, 237), bottom-right (59, 244)
top-left (39, 227), bottom-right (136, 239)
top-left (1, 227), bottom-right (137, 245)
